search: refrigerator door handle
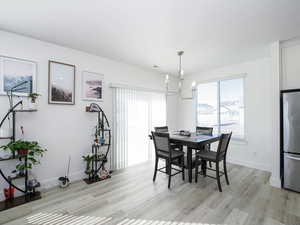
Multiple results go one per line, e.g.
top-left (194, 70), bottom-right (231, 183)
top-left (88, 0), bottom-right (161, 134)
top-left (286, 155), bottom-right (300, 161)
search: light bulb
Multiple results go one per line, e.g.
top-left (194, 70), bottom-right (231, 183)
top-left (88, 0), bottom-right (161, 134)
top-left (192, 81), bottom-right (196, 88)
top-left (165, 74), bottom-right (169, 83)
top-left (180, 69), bottom-right (184, 78)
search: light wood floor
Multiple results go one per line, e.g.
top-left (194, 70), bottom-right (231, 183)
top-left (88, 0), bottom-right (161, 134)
top-left (1, 161), bottom-right (300, 225)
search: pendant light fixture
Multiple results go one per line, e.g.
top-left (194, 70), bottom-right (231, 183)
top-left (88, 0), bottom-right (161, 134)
top-left (165, 51), bottom-right (196, 100)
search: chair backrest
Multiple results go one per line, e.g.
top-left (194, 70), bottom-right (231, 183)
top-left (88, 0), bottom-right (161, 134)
top-left (151, 131), bottom-right (171, 157)
top-left (216, 132), bottom-right (232, 159)
top-left (154, 126), bottom-right (169, 133)
top-left (196, 126), bottom-right (213, 135)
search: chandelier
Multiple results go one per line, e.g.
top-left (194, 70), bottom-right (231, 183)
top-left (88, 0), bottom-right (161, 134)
top-left (165, 51), bottom-right (196, 100)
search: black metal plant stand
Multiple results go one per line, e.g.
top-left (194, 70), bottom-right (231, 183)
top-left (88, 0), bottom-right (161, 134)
top-left (83, 103), bottom-right (111, 184)
top-left (0, 81), bottom-right (41, 211)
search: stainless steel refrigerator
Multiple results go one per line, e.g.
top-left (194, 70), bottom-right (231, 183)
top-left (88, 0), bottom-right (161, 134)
top-left (281, 90), bottom-right (300, 192)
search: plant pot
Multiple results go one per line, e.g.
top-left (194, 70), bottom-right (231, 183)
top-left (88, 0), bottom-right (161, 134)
top-left (4, 187), bottom-right (15, 199)
top-left (58, 177), bottom-right (70, 188)
top-left (17, 149), bottom-right (28, 156)
top-left (0, 149), bottom-right (12, 159)
top-left (10, 170), bottom-right (18, 178)
top-left (99, 169), bottom-right (108, 179)
top-left (27, 98), bottom-right (37, 110)
top-left (85, 161), bottom-right (91, 174)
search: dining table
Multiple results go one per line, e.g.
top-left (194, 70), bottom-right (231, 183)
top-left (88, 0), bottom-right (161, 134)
top-left (169, 133), bottom-right (220, 183)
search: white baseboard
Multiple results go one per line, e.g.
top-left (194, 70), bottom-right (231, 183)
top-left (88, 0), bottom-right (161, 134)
top-left (269, 175), bottom-right (281, 188)
top-left (227, 157), bottom-right (271, 172)
top-left (40, 170), bottom-right (85, 190)
top-left (26, 159), bottom-right (278, 192)
top-left (40, 158), bottom-right (271, 191)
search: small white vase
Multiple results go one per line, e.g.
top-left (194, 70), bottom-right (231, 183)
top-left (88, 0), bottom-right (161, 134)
top-left (0, 146), bottom-right (12, 159)
top-left (27, 99), bottom-right (38, 110)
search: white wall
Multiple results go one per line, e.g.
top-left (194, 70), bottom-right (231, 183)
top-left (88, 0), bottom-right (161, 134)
top-left (0, 31), bottom-right (177, 199)
top-left (281, 38), bottom-right (300, 90)
top-left (178, 57), bottom-right (274, 172)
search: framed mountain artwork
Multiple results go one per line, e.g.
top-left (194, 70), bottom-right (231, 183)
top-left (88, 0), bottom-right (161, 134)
top-left (48, 61), bottom-right (75, 105)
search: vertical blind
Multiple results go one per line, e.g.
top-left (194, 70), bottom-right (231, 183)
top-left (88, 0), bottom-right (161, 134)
top-left (111, 87), bottom-right (166, 170)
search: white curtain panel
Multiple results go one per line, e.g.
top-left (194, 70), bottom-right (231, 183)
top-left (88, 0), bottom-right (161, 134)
top-left (111, 87), bottom-right (166, 170)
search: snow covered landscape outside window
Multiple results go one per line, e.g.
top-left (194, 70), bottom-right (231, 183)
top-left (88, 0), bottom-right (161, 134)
top-left (197, 78), bottom-right (244, 140)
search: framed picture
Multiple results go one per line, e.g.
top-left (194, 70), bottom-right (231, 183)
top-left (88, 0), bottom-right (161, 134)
top-left (0, 56), bottom-right (37, 96)
top-left (82, 71), bottom-right (103, 101)
top-left (48, 61), bottom-right (75, 105)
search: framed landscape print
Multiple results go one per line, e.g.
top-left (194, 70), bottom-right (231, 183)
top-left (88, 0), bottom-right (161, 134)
top-left (48, 61), bottom-right (75, 105)
top-left (82, 71), bottom-right (103, 101)
top-left (0, 56), bottom-right (37, 96)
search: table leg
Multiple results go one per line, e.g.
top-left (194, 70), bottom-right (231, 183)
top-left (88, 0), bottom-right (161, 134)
top-left (187, 147), bottom-right (193, 183)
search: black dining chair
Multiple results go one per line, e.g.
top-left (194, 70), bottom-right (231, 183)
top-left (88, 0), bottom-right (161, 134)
top-left (196, 126), bottom-right (214, 135)
top-left (151, 131), bottom-right (185, 188)
top-left (154, 126), bottom-right (197, 171)
top-left (154, 126), bottom-right (169, 133)
top-left (154, 126), bottom-right (183, 151)
top-left (196, 126), bottom-right (213, 167)
top-left (152, 126), bottom-right (183, 175)
top-left (195, 132), bottom-right (232, 192)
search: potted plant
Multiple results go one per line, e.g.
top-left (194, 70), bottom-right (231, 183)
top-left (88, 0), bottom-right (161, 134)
top-left (1, 140), bottom-right (47, 174)
top-left (28, 93), bottom-right (40, 103)
top-left (82, 154), bottom-right (93, 175)
top-left (27, 93), bottom-right (40, 109)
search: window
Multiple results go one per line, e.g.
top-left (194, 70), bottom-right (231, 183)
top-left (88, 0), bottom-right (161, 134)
top-left (196, 77), bottom-right (245, 140)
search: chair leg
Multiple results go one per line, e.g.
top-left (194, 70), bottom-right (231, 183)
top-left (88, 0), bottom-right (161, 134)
top-left (167, 160), bottom-right (172, 188)
top-left (216, 161), bottom-right (222, 192)
top-left (179, 145), bottom-right (183, 151)
top-left (153, 157), bottom-right (158, 182)
top-left (201, 160), bottom-right (207, 177)
top-left (223, 158), bottom-right (229, 185)
top-left (165, 159), bottom-right (169, 174)
top-left (195, 161), bottom-right (199, 183)
top-left (181, 156), bottom-right (185, 181)
top-left (206, 145), bottom-right (212, 168)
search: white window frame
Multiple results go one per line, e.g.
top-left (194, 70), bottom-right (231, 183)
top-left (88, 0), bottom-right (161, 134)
top-left (195, 74), bottom-right (246, 142)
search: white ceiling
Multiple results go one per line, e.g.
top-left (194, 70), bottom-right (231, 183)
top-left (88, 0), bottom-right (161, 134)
top-left (1, 0), bottom-right (300, 75)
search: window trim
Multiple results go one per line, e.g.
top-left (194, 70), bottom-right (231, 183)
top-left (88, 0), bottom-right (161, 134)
top-left (195, 75), bottom-right (246, 141)
top-left (195, 73), bottom-right (247, 85)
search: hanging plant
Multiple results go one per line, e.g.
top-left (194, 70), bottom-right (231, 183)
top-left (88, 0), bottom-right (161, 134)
top-left (1, 140), bottom-right (47, 173)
